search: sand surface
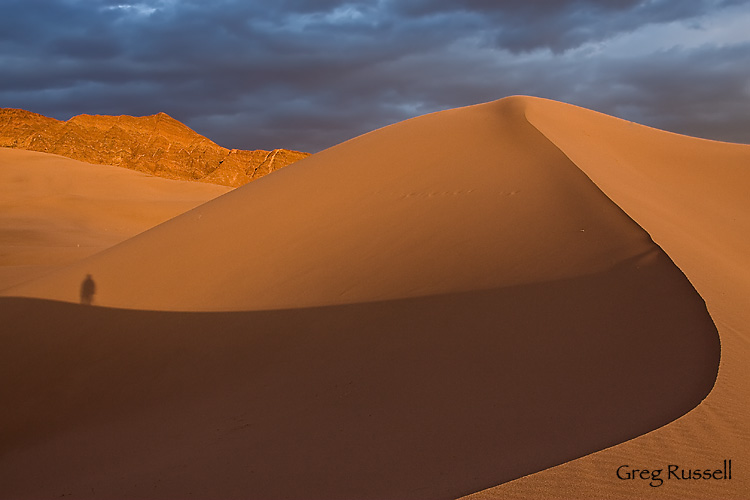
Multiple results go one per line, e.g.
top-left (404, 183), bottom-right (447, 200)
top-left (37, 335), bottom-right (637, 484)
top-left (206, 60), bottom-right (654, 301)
top-left (1, 96), bottom-right (746, 499)
top-left (461, 98), bottom-right (750, 499)
top-left (0, 148), bottom-right (230, 290)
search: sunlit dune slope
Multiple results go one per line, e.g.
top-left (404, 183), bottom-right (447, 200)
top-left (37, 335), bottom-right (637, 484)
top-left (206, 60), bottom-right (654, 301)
top-left (0, 96), bottom-right (725, 499)
top-left (4, 97), bottom-right (678, 311)
top-left (0, 148), bottom-right (230, 289)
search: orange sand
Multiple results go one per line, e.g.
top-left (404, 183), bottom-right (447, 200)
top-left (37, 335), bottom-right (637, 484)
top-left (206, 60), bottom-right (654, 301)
top-left (1, 96), bottom-right (747, 499)
top-left (0, 148), bottom-right (230, 289)
top-left (462, 97), bottom-right (750, 499)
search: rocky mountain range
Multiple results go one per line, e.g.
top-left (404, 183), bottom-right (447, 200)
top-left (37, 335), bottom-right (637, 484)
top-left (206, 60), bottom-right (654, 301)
top-left (0, 108), bottom-right (310, 187)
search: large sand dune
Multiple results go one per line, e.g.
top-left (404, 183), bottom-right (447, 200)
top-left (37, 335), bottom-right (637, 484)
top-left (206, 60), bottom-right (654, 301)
top-left (1, 98), bottom-right (691, 311)
top-left (1, 96), bottom-right (745, 498)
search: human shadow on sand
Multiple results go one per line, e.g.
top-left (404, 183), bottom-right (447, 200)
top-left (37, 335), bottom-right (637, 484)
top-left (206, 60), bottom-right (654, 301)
top-left (79, 274), bottom-right (96, 305)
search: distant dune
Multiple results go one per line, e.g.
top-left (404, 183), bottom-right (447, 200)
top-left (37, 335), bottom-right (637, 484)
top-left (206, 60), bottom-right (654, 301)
top-left (0, 147), bottom-right (230, 289)
top-left (0, 108), bottom-right (310, 187)
top-left (1, 96), bottom-right (747, 499)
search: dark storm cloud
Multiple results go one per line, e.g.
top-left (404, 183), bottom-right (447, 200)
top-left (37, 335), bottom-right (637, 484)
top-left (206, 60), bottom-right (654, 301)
top-left (1, 0), bottom-right (749, 152)
top-left (588, 43), bottom-right (750, 144)
top-left (391, 0), bottom-right (734, 52)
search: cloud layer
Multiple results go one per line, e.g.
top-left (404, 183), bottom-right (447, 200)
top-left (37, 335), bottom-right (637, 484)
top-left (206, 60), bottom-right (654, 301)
top-left (2, 0), bottom-right (749, 151)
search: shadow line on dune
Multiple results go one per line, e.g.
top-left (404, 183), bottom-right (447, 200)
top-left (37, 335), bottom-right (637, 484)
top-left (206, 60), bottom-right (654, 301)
top-left (522, 98), bottom-right (724, 405)
top-left (0, 246), bottom-right (719, 499)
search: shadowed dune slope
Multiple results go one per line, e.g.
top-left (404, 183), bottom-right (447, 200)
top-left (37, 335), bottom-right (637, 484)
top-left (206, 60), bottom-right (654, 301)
top-left (0, 148), bottom-right (230, 290)
top-left (464, 98), bottom-right (750, 499)
top-left (0, 262), bottom-right (717, 499)
top-left (0, 96), bottom-right (726, 499)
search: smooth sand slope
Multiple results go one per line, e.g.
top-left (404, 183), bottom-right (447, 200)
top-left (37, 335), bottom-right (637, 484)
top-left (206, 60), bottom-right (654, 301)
top-left (0, 98), bottom-right (702, 311)
top-left (463, 98), bottom-right (750, 499)
top-left (0, 97), bottom-right (730, 499)
top-left (0, 148), bottom-right (230, 289)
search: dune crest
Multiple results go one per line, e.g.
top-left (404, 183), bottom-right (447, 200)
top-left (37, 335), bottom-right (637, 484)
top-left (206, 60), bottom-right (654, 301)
top-left (463, 97), bottom-right (750, 499)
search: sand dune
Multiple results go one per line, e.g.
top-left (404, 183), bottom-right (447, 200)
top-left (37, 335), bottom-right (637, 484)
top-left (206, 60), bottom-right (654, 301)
top-left (0, 148), bottom-right (230, 290)
top-left (462, 98), bottom-right (750, 499)
top-left (0, 96), bottom-right (742, 498)
top-left (3, 97), bottom-right (677, 310)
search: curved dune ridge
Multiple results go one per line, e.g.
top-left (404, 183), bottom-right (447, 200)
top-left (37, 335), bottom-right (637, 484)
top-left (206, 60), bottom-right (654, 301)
top-left (0, 96), bottom-right (734, 499)
top-left (463, 98), bottom-right (750, 499)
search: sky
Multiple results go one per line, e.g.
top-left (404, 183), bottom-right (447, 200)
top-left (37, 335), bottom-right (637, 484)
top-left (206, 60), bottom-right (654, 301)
top-left (2, 0), bottom-right (749, 153)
